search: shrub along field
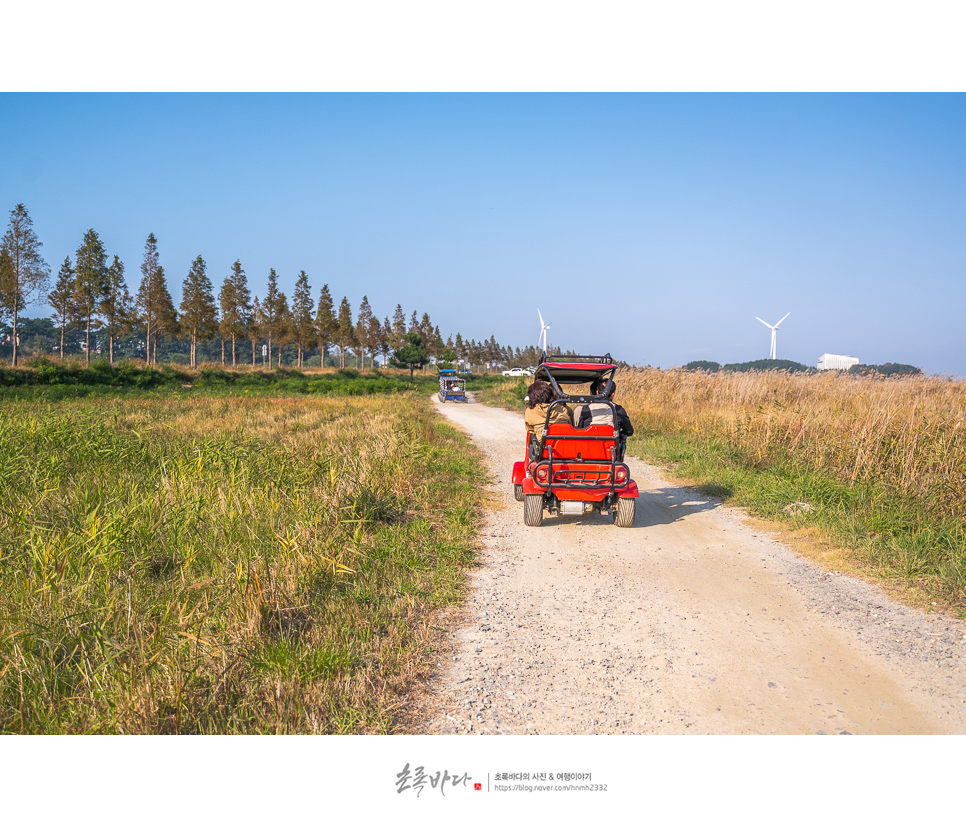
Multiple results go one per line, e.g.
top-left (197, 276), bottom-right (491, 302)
top-left (476, 369), bottom-right (966, 614)
top-left (0, 377), bottom-right (485, 733)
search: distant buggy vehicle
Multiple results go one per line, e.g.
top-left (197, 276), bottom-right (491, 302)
top-left (511, 354), bottom-right (638, 527)
top-left (438, 368), bottom-right (467, 402)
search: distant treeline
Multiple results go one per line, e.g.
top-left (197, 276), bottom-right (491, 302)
top-left (683, 359), bottom-right (923, 376)
top-left (0, 204), bottom-right (567, 373)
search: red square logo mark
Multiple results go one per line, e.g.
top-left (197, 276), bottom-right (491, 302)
top-left (474, 783), bottom-right (482, 791)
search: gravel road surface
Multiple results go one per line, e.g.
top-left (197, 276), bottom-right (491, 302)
top-left (407, 395), bottom-right (966, 735)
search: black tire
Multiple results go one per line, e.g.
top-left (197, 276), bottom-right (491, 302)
top-left (524, 494), bottom-right (544, 527)
top-left (614, 497), bottom-right (635, 527)
top-left (438, 392), bottom-right (444, 402)
top-left (514, 484), bottom-right (524, 502)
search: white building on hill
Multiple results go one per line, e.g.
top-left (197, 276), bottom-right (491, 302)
top-left (817, 353), bottom-right (859, 371)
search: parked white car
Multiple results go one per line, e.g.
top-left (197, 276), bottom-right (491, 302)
top-left (502, 367), bottom-right (528, 377)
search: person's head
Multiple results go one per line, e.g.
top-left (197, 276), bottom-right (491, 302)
top-left (590, 379), bottom-right (616, 399)
top-left (527, 380), bottom-right (555, 406)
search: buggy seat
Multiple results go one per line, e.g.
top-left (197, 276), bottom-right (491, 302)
top-left (541, 423), bottom-right (617, 461)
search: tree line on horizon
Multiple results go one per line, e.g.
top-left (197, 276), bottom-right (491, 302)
top-left (0, 204), bottom-right (562, 373)
top-left (682, 358), bottom-right (923, 375)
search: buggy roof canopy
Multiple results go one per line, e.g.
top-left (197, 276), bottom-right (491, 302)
top-left (535, 354), bottom-right (617, 386)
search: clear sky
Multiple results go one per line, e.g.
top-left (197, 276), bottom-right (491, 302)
top-left (3, 92), bottom-right (964, 375)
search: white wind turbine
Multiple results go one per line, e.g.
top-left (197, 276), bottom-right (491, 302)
top-left (755, 312), bottom-right (790, 360)
top-left (538, 308), bottom-right (551, 354)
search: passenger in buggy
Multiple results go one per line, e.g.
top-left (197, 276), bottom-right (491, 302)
top-left (575, 380), bottom-right (634, 459)
top-left (524, 380), bottom-right (572, 459)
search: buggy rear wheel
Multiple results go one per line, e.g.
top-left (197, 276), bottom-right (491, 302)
top-left (514, 484), bottom-right (524, 502)
top-left (524, 494), bottom-right (544, 527)
top-left (614, 497), bottom-right (635, 527)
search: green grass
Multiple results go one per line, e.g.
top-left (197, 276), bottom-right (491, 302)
top-left (627, 431), bottom-right (966, 614)
top-left (471, 376), bottom-right (528, 410)
top-left (0, 358), bottom-right (445, 401)
top-left (0, 387), bottom-right (487, 733)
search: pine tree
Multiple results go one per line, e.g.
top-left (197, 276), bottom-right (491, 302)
top-left (74, 229), bottom-right (108, 366)
top-left (368, 305), bottom-right (384, 369)
top-left (315, 284), bottom-right (336, 368)
top-left (392, 304), bottom-right (407, 351)
top-left (250, 296), bottom-right (264, 366)
top-left (151, 267), bottom-right (178, 364)
top-left (263, 269), bottom-right (282, 367)
top-left (180, 255), bottom-right (218, 368)
top-left (335, 296), bottom-right (354, 369)
top-left (356, 295), bottom-right (373, 370)
top-left (272, 292), bottom-right (291, 367)
top-left (0, 246), bottom-right (12, 353)
top-left (291, 270), bottom-right (315, 368)
top-left (379, 316), bottom-right (392, 367)
top-left (101, 255), bottom-right (134, 364)
top-left (48, 257), bottom-right (76, 359)
top-left (136, 234), bottom-right (161, 364)
top-left (419, 312), bottom-right (433, 343)
top-left (218, 260), bottom-right (251, 367)
top-left (393, 331), bottom-right (428, 382)
top-left (432, 325), bottom-right (443, 364)
top-left (1, 204), bottom-right (50, 366)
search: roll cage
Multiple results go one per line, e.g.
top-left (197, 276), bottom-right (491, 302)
top-left (438, 368), bottom-right (466, 402)
top-left (529, 353), bottom-right (625, 497)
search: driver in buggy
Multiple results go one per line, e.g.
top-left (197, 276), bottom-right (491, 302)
top-left (574, 379), bottom-right (634, 459)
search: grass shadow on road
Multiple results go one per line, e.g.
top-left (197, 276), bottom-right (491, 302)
top-left (637, 487), bottom-right (723, 526)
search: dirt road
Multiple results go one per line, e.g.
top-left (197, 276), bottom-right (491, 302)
top-left (410, 395), bottom-right (966, 734)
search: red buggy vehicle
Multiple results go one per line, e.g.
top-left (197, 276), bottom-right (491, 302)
top-left (511, 354), bottom-right (638, 527)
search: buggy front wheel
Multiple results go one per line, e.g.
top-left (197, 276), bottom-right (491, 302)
top-left (614, 497), bottom-right (635, 527)
top-left (514, 484), bottom-right (524, 502)
top-left (524, 494), bottom-right (544, 527)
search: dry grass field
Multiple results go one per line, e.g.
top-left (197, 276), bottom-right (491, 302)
top-left (620, 369), bottom-right (966, 518)
top-left (477, 369), bottom-right (966, 613)
top-left (619, 369), bottom-right (966, 610)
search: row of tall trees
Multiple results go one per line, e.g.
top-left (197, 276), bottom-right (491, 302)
top-left (0, 204), bottom-right (50, 367)
top-left (2, 204), bottom-right (559, 371)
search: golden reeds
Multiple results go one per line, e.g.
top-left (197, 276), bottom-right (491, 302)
top-left (618, 369), bottom-right (966, 520)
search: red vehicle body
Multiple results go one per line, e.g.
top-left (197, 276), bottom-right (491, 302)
top-left (511, 354), bottom-right (638, 527)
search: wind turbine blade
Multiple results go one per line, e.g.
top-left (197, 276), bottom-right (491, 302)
top-left (755, 317), bottom-right (773, 328)
top-left (538, 308), bottom-right (545, 329)
top-left (776, 312), bottom-right (790, 327)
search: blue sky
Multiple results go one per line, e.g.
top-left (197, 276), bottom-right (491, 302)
top-left (3, 93), bottom-right (964, 374)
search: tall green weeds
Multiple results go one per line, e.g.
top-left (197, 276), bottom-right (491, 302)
top-left (0, 391), bottom-right (484, 733)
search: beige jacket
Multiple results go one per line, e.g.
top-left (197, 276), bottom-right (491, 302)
top-left (524, 402), bottom-right (573, 436)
